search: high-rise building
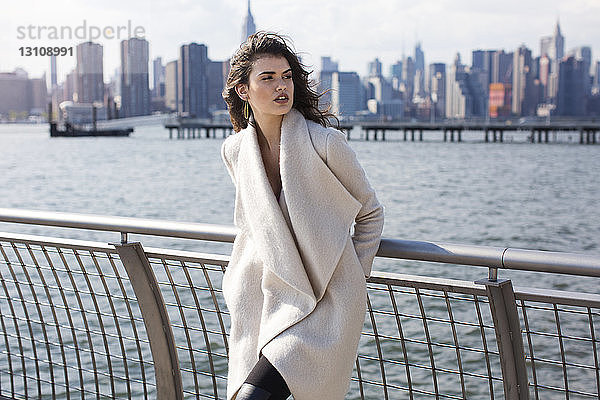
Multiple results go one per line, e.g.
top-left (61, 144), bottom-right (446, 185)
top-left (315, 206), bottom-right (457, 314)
top-left (402, 56), bottom-right (415, 103)
top-left (567, 46), bottom-right (592, 96)
top-left (0, 69), bottom-right (48, 117)
top-left (489, 83), bottom-right (511, 118)
top-left (414, 43), bottom-right (425, 99)
top-left (540, 20), bottom-right (565, 100)
top-left (512, 45), bottom-right (536, 116)
top-left (63, 69), bottom-right (77, 103)
top-left (429, 63), bottom-right (446, 119)
top-left (445, 53), bottom-right (486, 119)
top-left (241, 0), bottom-right (256, 43)
top-left (540, 20), bottom-right (565, 62)
top-left (30, 76), bottom-right (47, 114)
top-left (331, 71), bottom-right (362, 117)
top-left (208, 60), bottom-right (227, 113)
top-left (50, 55), bottom-right (57, 90)
top-left (557, 56), bottom-right (587, 116)
top-left (368, 58), bottom-right (382, 77)
top-left (593, 61), bottom-right (600, 94)
top-left (472, 50), bottom-right (495, 89)
top-left (120, 37), bottom-right (150, 117)
top-left (390, 61), bottom-right (403, 90)
top-left (491, 50), bottom-right (513, 85)
top-left (0, 70), bottom-right (30, 116)
top-left (75, 41), bottom-right (104, 104)
top-left (165, 60), bottom-right (179, 112)
top-left (318, 56), bottom-right (339, 108)
top-left (153, 57), bottom-right (165, 98)
top-left (179, 43), bottom-right (210, 118)
top-left (538, 54), bottom-right (551, 100)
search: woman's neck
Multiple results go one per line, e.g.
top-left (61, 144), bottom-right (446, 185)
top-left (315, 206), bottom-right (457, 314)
top-left (254, 113), bottom-right (283, 151)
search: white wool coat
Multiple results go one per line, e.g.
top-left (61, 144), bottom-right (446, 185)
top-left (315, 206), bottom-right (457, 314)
top-left (220, 108), bottom-right (384, 400)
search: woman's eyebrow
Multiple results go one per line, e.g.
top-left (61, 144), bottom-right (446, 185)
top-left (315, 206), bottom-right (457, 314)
top-left (257, 68), bottom-right (292, 76)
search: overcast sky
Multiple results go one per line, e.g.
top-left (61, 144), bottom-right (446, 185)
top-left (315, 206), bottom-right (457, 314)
top-left (2, 0), bottom-right (599, 84)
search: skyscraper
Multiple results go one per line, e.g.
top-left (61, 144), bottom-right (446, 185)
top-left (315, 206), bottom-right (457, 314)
top-left (165, 60), bottom-right (179, 112)
top-left (75, 41), bottom-right (104, 104)
top-left (402, 56), bottom-right (415, 104)
top-left (446, 53), bottom-right (486, 119)
top-left (538, 54), bottom-right (551, 99)
top-left (512, 45), bottom-right (536, 116)
top-left (241, 0), bottom-right (256, 43)
top-left (179, 43), bottom-right (210, 118)
top-left (540, 20), bottom-right (565, 100)
top-left (50, 55), bottom-right (57, 90)
top-left (208, 60), bottom-right (227, 113)
top-left (318, 57), bottom-right (339, 108)
top-left (567, 46), bottom-right (592, 96)
top-left (429, 63), bottom-right (446, 119)
top-left (120, 37), bottom-right (150, 117)
top-left (414, 43), bottom-right (425, 99)
top-left (557, 56), bottom-right (587, 116)
top-left (368, 58), bottom-right (382, 77)
top-left (331, 71), bottom-right (362, 117)
top-left (472, 50), bottom-right (495, 87)
top-left (594, 61), bottom-right (600, 94)
top-left (153, 57), bottom-right (165, 98)
top-left (389, 61), bottom-right (403, 90)
top-left (491, 50), bottom-right (513, 85)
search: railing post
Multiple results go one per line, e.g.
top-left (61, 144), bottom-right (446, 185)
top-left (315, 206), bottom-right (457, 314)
top-left (477, 270), bottom-right (529, 400)
top-left (113, 242), bottom-right (184, 400)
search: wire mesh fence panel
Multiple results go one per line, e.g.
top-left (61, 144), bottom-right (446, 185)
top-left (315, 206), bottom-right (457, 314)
top-left (0, 236), bottom-right (155, 400)
top-left (0, 232), bottom-right (599, 400)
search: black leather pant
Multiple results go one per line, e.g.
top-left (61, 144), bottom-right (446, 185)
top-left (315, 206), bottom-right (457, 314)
top-left (235, 355), bottom-right (291, 400)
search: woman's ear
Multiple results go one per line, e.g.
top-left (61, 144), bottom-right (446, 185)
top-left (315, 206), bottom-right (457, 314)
top-left (235, 84), bottom-right (249, 101)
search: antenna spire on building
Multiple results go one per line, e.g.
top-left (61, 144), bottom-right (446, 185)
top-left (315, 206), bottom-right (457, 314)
top-left (242, 0), bottom-right (256, 43)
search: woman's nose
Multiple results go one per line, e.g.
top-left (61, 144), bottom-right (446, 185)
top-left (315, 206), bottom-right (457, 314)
top-left (276, 78), bottom-right (287, 90)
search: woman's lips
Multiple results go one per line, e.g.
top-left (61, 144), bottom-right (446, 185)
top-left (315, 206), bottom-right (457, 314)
top-left (274, 95), bottom-right (289, 104)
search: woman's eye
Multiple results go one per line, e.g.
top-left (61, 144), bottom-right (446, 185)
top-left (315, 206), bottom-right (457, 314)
top-left (262, 76), bottom-right (272, 80)
top-left (284, 75), bottom-right (292, 79)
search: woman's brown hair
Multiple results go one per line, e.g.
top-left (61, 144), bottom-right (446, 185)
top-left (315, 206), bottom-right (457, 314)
top-left (222, 31), bottom-right (337, 132)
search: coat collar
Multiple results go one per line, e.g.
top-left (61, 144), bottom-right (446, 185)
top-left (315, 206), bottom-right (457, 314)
top-left (235, 109), bottom-right (362, 301)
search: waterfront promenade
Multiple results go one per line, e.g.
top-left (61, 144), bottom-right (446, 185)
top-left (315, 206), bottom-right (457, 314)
top-left (0, 208), bottom-right (598, 399)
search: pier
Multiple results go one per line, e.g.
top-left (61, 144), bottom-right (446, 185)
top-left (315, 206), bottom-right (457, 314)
top-left (359, 121), bottom-right (600, 144)
top-left (1, 208), bottom-right (599, 399)
top-left (165, 118), bottom-right (600, 144)
top-left (165, 120), bottom-right (235, 139)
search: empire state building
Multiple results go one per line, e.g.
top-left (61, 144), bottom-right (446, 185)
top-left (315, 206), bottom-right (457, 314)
top-left (241, 0), bottom-right (256, 43)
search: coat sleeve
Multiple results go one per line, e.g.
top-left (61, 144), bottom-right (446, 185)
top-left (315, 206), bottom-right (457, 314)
top-left (221, 138), bottom-right (236, 185)
top-left (325, 130), bottom-right (384, 278)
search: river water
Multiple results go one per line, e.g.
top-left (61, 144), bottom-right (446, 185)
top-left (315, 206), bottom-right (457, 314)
top-left (0, 123), bottom-right (598, 398)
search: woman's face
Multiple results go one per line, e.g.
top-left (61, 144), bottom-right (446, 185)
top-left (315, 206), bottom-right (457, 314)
top-left (237, 55), bottom-right (294, 122)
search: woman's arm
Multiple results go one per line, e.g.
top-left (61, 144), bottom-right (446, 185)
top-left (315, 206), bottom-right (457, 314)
top-left (325, 130), bottom-right (384, 278)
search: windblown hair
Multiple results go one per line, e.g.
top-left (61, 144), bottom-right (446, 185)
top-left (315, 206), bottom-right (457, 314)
top-left (222, 31), bottom-right (338, 132)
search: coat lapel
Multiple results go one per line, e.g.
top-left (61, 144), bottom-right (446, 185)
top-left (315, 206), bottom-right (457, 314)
top-left (234, 109), bottom-right (362, 304)
top-left (280, 110), bottom-right (362, 301)
top-left (235, 120), bottom-right (316, 302)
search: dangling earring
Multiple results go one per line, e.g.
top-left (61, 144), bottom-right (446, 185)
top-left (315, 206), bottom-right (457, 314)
top-left (243, 101), bottom-right (250, 120)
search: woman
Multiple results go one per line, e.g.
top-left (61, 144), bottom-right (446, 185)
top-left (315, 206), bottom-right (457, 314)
top-left (221, 32), bottom-right (384, 400)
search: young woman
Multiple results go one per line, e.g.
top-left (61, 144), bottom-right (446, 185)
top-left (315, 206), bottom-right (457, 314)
top-left (221, 32), bottom-right (384, 400)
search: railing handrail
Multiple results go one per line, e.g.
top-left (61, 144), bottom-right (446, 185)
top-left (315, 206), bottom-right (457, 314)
top-left (1, 207), bottom-right (599, 278)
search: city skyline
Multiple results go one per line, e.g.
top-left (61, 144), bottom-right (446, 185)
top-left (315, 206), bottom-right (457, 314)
top-left (2, 0), bottom-right (600, 83)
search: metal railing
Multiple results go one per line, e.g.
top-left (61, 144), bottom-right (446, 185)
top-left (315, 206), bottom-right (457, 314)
top-left (0, 208), bottom-right (598, 399)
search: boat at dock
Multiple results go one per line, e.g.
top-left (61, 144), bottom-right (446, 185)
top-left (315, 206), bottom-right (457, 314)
top-left (50, 121), bottom-right (133, 137)
top-left (48, 102), bottom-right (134, 137)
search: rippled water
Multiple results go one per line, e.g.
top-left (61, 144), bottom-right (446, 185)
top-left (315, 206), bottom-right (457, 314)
top-left (2, 124), bottom-right (598, 284)
top-left (1, 123), bottom-right (599, 398)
